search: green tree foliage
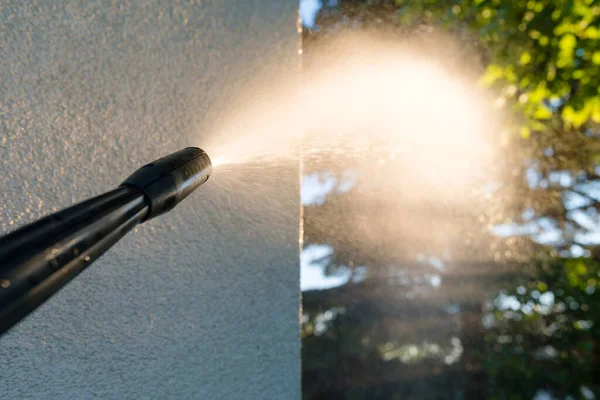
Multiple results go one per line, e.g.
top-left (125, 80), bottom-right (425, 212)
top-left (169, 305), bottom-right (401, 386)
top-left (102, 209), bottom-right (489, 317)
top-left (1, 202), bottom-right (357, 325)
top-left (485, 256), bottom-right (600, 398)
top-left (395, 0), bottom-right (600, 135)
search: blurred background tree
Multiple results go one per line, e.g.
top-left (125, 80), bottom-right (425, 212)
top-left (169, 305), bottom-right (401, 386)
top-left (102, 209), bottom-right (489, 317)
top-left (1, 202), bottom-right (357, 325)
top-left (300, 1), bottom-right (600, 399)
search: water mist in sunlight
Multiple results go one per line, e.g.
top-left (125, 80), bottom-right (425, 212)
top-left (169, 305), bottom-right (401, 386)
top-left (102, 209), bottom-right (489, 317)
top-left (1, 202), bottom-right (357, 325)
top-left (197, 33), bottom-right (509, 291)
top-left (201, 34), bottom-right (500, 208)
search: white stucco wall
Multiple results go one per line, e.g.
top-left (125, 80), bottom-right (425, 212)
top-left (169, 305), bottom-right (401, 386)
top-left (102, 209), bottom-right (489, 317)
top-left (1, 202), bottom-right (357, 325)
top-left (0, 1), bottom-right (300, 398)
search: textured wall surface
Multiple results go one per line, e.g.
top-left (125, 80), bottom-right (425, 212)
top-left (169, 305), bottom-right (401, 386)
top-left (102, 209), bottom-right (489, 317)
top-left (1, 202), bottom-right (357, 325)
top-left (0, 1), bottom-right (300, 399)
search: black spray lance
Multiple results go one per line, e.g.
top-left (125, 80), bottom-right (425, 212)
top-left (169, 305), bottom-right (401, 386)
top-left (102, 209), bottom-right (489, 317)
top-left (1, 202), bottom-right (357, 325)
top-left (0, 147), bottom-right (212, 335)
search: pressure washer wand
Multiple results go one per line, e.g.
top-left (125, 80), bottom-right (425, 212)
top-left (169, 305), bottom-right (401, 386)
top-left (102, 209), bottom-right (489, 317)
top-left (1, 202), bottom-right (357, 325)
top-left (0, 147), bottom-right (212, 335)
